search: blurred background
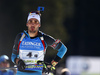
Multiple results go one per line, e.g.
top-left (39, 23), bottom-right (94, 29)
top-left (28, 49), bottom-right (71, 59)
top-left (0, 0), bottom-right (100, 75)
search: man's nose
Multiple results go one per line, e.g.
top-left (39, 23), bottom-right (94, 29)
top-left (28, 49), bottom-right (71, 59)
top-left (31, 22), bottom-right (35, 25)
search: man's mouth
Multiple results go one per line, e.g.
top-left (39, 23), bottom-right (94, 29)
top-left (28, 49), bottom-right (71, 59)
top-left (31, 26), bottom-right (35, 30)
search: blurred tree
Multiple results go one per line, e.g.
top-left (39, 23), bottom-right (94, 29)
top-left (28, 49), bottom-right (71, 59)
top-left (19, 0), bottom-right (71, 63)
top-left (0, 0), bottom-right (74, 66)
top-left (19, 0), bottom-right (70, 41)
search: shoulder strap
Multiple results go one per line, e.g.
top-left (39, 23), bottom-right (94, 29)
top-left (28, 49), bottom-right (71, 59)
top-left (17, 33), bottom-right (25, 53)
top-left (40, 36), bottom-right (46, 54)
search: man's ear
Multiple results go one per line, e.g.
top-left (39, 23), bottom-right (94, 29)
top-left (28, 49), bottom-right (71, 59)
top-left (39, 24), bottom-right (41, 27)
top-left (26, 23), bottom-right (28, 27)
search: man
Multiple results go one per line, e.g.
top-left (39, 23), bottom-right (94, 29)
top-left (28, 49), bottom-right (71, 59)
top-left (0, 55), bottom-right (15, 75)
top-left (11, 11), bottom-right (67, 75)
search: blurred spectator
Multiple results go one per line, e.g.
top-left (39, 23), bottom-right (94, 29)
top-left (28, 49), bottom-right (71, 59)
top-left (61, 68), bottom-right (71, 75)
top-left (0, 55), bottom-right (15, 75)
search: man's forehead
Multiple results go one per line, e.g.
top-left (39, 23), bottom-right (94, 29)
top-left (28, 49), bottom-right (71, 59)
top-left (28, 18), bottom-right (39, 21)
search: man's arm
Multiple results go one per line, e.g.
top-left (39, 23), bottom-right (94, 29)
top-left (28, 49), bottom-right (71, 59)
top-left (11, 33), bottom-right (22, 64)
top-left (51, 42), bottom-right (67, 66)
top-left (43, 34), bottom-right (67, 66)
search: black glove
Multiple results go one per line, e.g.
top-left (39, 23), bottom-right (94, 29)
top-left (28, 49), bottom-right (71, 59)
top-left (42, 62), bottom-right (56, 74)
top-left (50, 66), bottom-right (56, 74)
top-left (37, 61), bottom-right (56, 74)
top-left (17, 59), bottom-right (26, 71)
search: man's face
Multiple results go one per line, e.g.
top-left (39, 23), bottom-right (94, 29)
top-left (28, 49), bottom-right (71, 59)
top-left (26, 18), bottom-right (41, 33)
top-left (0, 61), bottom-right (9, 68)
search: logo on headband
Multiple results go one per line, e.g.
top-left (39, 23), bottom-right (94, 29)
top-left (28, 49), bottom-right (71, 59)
top-left (32, 16), bottom-right (35, 17)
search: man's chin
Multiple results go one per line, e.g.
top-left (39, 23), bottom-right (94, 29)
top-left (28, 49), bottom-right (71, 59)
top-left (30, 30), bottom-right (36, 33)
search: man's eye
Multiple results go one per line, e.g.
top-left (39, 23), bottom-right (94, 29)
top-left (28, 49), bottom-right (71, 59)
top-left (34, 20), bottom-right (39, 23)
top-left (29, 20), bottom-right (32, 23)
top-left (28, 20), bottom-right (39, 24)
